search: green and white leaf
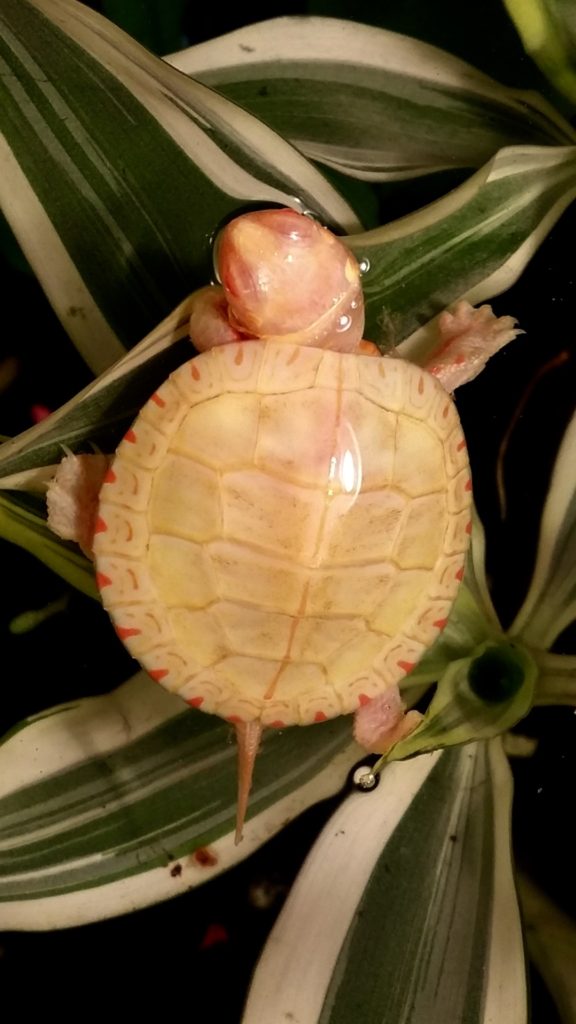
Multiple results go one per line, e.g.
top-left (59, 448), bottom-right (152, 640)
top-left (505, 0), bottom-right (576, 106)
top-left (0, 0), bottom-right (357, 374)
top-left (532, 651), bottom-right (576, 705)
top-left (510, 408), bottom-right (576, 649)
top-left (167, 16), bottom-right (575, 182)
top-left (0, 671), bottom-right (358, 930)
top-left (242, 741), bottom-right (526, 1024)
top-left (347, 145), bottom-right (576, 355)
top-left (0, 491), bottom-right (96, 598)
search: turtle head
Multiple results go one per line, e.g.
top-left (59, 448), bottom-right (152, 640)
top-left (215, 208), bottom-right (365, 351)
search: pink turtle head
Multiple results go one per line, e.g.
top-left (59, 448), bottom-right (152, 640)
top-left (214, 208), bottom-right (365, 351)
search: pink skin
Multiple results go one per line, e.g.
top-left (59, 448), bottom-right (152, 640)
top-left (47, 207), bottom-right (522, 841)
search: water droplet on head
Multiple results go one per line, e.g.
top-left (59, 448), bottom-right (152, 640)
top-left (359, 257), bottom-right (371, 275)
top-left (337, 314), bottom-right (352, 332)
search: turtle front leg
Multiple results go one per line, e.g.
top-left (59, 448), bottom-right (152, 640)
top-left (425, 301), bottom-right (522, 392)
top-left (46, 452), bottom-right (110, 559)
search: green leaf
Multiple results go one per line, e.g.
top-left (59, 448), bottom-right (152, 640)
top-left (0, 671), bottom-right (358, 929)
top-left (532, 651), bottom-right (576, 705)
top-left (0, 491), bottom-right (96, 598)
top-left (383, 640), bottom-right (537, 765)
top-left (0, 0), bottom-right (357, 374)
top-left (510, 409), bottom-right (576, 649)
top-left (518, 873), bottom-right (576, 1024)
top-left (242, 741), bottom-right (526, 1024)
top-left (504, 0), bottom-right (576, 106)
top-left (346, 146), bottom-right (576, 355)
top-left (167, 17), bottom-right (575, 182)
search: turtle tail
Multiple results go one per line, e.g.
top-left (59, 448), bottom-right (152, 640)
top-left (234, 721), bottom-right (263, 844)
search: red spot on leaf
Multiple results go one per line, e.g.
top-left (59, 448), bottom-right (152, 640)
top-left (103, 468), bottom-right (116, 484)
top-left (314, 711), bottom-right (328, 723)
top-left (151, 392), bottom-right (166, 407)
top-left (124, 428), bottom-right (137, 443)
top-left (397, 660), bottom-right (416, 674)
top-left (94, 516), bottom-right (108, 534)
top-left (358, 693), bottom-right (371, 707)
top-left (96, 572), bottom-right (112, 588)
top-left (186, 696), bottom-right (204, 708)
top-left (200, 923), bottom-right (229, 950)
top-left (193, 847), bottom-right (218, 868)
top-left (149, 668), bottom-right (169, 682)
top-left (191, 364), bottom-right (201, 381)
top-left (116, 626), bottom-right (141, 640)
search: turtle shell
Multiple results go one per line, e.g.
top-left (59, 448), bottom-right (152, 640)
top-left (93, 341), bottom-right (471, 727)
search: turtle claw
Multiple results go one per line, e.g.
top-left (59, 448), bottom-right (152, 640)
top-left (234, 720), bottom-right (263, 844)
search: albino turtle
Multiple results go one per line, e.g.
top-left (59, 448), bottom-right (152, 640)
top-left (48, 208), bottom-right (520, 840)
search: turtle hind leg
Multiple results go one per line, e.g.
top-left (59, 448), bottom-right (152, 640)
top-left (234, 720), bottom-right (263, 845)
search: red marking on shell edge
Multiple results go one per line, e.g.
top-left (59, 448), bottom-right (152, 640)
top-left (124, 428), bottom-right (137, 444)
top-left (151, 392), bottom-right (166, 407)
top-left (191, 364), bottom-right (201, 381)
top-left (94, 515), bottom-right (108, 534)
top-left (358, 693), bottom-right (372, 707)
top-left (398, 660), bottom-right (416, 674)
top-left (433, 618), bottom-right (449, 631)
top-left (234, 346), bottom-right (244, 366)
top-left (186, 696), bottom-right (204, 708)
top-left (116, 626), bottom-right (141, 639)
top-left (103, 468), bottom-right (116, 484)
top-left (466, 520), bottom-right (473, 534)
top-left (457, 439), bottom-right (466, 451)
top-left (96, 571), bottom-right (112, 588)
top-left (227, 715), bottom-right (243, 724)
top-left (442, 403), bottom-right (450, 418)
top-left (417, 376), bottom-right (424, 395)
top-left (455, 566), bottom-right (465, 581)
top-left (465, 478), bottom-right (473, 492)
top-left (270, 720), bottom-right (286, 729)
top-left (314, 711), bottom-right (328, 723)
top-left (149, 668), bottom-right (169, 682)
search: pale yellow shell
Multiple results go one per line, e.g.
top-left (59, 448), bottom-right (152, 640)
top-left (93, 341), bottom-right (471, 727)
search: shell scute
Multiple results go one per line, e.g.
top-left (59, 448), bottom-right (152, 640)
top-left (171, 393), bottom-right (260, 471)
top-left (150, 454), bottom-right (221, 542)
top-left (221, 470), bottom-right (324, 562)
top-left (257, 343), bottom-right (323, 393)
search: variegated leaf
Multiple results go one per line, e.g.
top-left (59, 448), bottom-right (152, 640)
top-left (167, 16), bottom-right (575, 181)
top-left (348, 146), bottom-right (576, 356)
top-left (242, 741), bottom-right (526, 1024)
top-left (0, 0), bottom-right (357, 374)
top-left (0, 671), bottom-right (358, 930)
